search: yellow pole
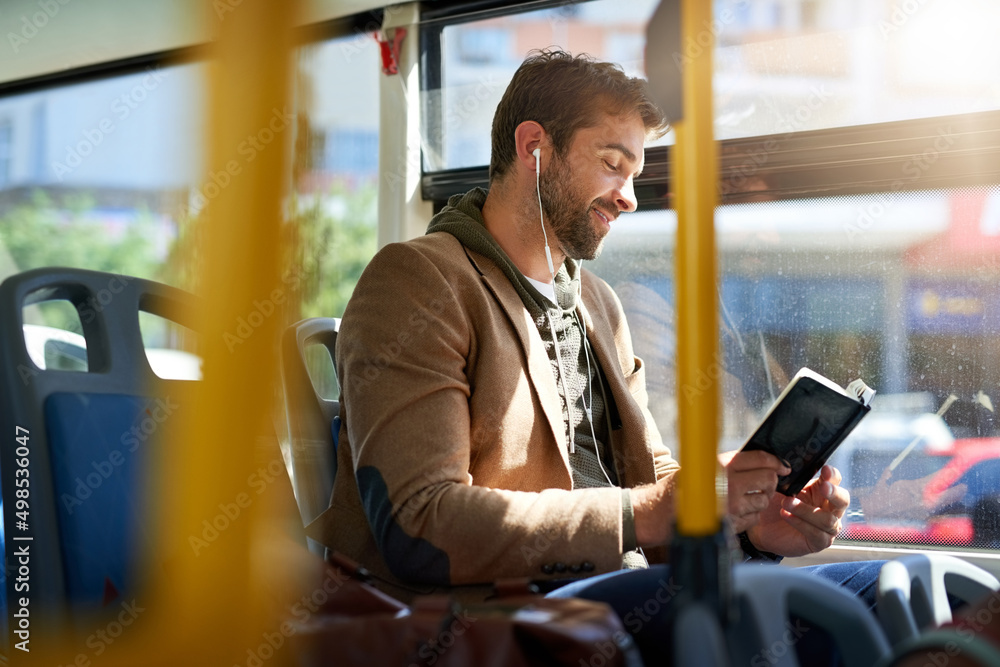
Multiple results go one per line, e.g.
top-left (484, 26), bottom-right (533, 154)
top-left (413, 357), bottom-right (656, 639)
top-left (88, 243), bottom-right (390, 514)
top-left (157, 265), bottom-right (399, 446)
top-left (27, 3), bottom-right (300, 665)
top-left (78, 4), bottom-right (296, 666)
top-left (674, 0), bottom-right (720, 536)
top-left (155, 1), bottom-right (298, 663)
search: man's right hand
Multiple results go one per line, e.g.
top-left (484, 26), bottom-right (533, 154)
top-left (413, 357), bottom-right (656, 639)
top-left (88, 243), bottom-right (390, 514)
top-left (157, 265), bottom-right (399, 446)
top-left (630, 450), bottom-right (790, 547)
top-left (721, 450), bottom-right (791, 534)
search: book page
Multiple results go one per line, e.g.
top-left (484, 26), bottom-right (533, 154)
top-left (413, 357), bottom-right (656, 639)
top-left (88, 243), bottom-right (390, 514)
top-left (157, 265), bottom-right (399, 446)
top-left (794, 367), bottom-right (850, 397)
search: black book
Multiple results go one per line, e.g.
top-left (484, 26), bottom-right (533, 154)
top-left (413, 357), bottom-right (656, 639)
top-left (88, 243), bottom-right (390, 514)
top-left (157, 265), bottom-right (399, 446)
top-left (740, 367), bottom-right (876, 496)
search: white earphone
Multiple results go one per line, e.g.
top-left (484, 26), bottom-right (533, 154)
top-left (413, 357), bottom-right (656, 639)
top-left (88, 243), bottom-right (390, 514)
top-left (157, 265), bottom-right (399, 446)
top-left (533, 147), bottom-right (556, 277)
top-left (534, 147), bottom-right (600, 471)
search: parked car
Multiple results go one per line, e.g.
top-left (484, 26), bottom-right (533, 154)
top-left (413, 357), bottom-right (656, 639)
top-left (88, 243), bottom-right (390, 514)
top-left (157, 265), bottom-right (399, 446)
top-left (22, 323), bottom-right (201, 379)
top-left (840, 437), bottom-right (1000, 546)
top-left (827, 408), bottom-right (955, 493)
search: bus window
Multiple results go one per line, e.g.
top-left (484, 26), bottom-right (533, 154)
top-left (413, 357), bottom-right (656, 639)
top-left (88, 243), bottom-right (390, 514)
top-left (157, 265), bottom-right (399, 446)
top-left (589, 185), bottom-right (1000, 551)
top-left (421, 0), bottom-right (1000, 173)
top-left (292, 34), bottom-right (379, 321)
top-left (0, 63), bottom-right (206, 362)
top-left (422, 0), bottom-right (664, 173)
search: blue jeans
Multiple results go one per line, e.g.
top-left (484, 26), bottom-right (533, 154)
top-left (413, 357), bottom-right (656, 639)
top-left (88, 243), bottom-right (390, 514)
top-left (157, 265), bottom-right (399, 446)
top-left (547, 561), bottom-right (884, 666)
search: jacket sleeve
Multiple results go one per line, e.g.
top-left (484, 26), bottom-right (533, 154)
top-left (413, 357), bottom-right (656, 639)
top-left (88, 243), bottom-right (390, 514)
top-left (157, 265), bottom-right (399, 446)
top-left (338, 242), bottom-right (626, 587)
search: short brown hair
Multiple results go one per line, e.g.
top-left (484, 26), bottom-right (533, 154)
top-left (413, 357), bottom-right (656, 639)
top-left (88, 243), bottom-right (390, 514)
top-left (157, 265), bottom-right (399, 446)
top-left (489, 49), bottom-right (669, 181)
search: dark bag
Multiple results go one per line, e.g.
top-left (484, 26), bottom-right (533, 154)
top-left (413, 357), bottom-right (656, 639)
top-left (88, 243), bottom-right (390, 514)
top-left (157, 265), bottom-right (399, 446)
top-left (291, 553), bottom-right (644, 667)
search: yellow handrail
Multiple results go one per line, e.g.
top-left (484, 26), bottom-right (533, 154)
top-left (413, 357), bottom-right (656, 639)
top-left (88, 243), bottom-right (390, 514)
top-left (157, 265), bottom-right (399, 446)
top-left (155, 2), bottom-right (298, 663)
top-left (34, 4), bottom-right (303, 665)
top-left (674, 0), bottom-right (721, 537)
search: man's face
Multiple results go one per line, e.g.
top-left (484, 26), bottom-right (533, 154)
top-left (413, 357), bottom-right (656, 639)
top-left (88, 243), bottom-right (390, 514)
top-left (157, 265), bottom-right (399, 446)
top-left (538, 112), bottom-right (645, 261)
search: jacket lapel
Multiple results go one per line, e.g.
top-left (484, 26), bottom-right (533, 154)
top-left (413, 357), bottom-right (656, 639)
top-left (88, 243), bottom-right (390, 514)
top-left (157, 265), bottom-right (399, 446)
top-left (463, 247), bottom-right (569, 467)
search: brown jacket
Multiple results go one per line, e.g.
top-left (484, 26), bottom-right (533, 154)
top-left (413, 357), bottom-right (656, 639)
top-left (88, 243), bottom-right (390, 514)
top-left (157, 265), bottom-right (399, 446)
top-left (310, 232), bottom-right (679, 602)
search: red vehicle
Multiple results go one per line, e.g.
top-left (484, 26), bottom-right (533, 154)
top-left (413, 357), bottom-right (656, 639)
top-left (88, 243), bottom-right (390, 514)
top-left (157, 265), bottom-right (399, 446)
top-left (841, 437), bottom-right (1000, 547)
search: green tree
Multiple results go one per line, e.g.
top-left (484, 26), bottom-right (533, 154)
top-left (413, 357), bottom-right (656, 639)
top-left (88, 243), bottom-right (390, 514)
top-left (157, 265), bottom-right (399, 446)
top-left (0, 189), bottom-right (161, 331)
top-left (0, 190), bottom-right (159, 278)
top-left (159, 178), bottom-right (377, 323)
top-left (291, 180), bottom-right (377, 320)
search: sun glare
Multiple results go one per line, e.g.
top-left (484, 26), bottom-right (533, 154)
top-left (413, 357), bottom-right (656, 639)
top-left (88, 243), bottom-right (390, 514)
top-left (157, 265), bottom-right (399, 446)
top-left (892, 0), bottom-right (1000, 90)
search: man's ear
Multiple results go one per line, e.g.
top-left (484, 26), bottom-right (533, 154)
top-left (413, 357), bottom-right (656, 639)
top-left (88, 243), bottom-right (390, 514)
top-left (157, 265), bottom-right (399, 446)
top-left (514, 121), bottom-right (546, 174)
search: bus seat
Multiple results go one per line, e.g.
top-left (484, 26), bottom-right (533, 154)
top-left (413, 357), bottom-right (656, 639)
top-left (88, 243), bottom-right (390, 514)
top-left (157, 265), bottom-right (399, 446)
top-left (729, 563), bottom-right (892, 667)
top-left (877, 553), bottom-right (1000, 646)
top-left (280, 317), bottom-right (340, 556)
top-left (673, 601), bottom-right (729, 666)
top-left (0, 266), bottom-right (199, 645)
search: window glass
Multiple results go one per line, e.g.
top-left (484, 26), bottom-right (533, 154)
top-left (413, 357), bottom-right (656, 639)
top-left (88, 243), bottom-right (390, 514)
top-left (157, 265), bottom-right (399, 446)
top-left (424, 0), bottom-right (1000, 171)
top-left (0, 120), bottom-right (12, 187)
top-left (425, 0), bottom-right (661, 172)
top-left (0, 63), bottom-right (205, 358)
top-left (0, 31), bottom-right (380, 355)
top-left (22, 301), bottom-right (87, 372)
top-left (587, 185), bottom-right (1000, 550)
top-left (0, 65), bottom-right (204, 280)
top-left (293, 36), bottom-right (378, 321)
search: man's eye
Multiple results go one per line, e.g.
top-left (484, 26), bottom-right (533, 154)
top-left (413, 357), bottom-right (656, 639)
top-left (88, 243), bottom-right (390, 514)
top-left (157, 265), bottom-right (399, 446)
top-left (605, 161), bottom-right (619, 172)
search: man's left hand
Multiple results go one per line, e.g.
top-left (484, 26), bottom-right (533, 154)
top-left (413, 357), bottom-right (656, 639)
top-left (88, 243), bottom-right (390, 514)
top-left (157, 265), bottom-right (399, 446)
top-left (746, 464), bottom-right (850, 557)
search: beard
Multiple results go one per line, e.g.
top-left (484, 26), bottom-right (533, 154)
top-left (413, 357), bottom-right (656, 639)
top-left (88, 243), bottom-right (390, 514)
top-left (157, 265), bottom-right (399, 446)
top-left (537, 153), bottom-right (615, 261)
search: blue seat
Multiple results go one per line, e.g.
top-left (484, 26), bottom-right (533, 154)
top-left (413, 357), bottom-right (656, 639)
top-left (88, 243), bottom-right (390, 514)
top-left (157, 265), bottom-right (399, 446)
top-left (280, 317), bottom-right (340, 555)
top-left (0, 267), bottom-right (198, 647)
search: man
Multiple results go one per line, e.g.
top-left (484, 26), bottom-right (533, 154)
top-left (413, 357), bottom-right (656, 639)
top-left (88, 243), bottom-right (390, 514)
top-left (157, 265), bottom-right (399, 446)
top-left (313, 50), bottom-right (868, 610)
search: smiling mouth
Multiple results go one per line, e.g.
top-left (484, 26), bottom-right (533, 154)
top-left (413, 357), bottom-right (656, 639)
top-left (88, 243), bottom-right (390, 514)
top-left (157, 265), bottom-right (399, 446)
top-left (593, 208), bottom-right (612, 224)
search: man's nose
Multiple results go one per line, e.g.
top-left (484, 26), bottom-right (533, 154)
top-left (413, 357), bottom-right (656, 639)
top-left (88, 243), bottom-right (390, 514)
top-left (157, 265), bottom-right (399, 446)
top-left (616, 176), bottom-right (637, 213)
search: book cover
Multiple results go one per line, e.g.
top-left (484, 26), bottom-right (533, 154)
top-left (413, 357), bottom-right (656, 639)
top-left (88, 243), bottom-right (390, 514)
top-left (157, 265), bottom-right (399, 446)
top-left (740, 367), bottom-right (875, 496)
